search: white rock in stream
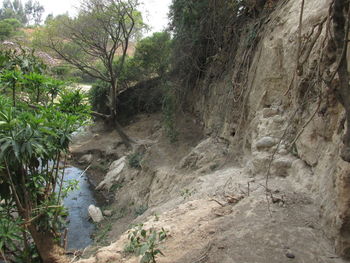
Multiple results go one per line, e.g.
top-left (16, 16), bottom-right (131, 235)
top-left (88, 205), bottom-right (104, 223)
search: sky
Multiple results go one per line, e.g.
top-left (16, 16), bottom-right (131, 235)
top-left (1, 0), bottom-right (172, 34)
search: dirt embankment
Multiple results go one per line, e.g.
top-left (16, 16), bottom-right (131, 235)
top-left (70, 0), bottom-right (350, 261)
top-left (68, 109), bottom-right (345, 263)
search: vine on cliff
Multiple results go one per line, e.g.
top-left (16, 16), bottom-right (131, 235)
top-left (288, 0), bottom-right (350, 163)
top-left (169, 0), bottom-right (276, 110)
top-left (327, 0), bottom-right (350, 162)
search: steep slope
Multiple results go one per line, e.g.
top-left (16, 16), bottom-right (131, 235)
top-left (180, 0), bottom-right (350, 257)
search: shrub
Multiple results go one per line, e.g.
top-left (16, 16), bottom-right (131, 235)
top-left (128, 152), bottom-right (143, 169)
top-left (124, 224), bottom-right (167, 263)
top-left (135, 205), bottom-right (148, 216)
top-left (88, 80), bottom-right (110, 115)
top-left (162, 81), bottom-right (178, 143)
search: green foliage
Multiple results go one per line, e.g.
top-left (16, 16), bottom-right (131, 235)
top-left (2, 17), bottom-right (21, 28)
top-left (88, 80), bottom-right (110, 115)
top-left (112, 31), bottom-right (172, 89)
top-left (45, 78), bottom-right (65, 102)
top-left (58, 88), bottom-right (91, 116)
top-left (34, 0), bottom-right (146, 122)
top-left (180, 188), bottom-right (195, 200)
top-left (0, 49), bottom-right (90, 261)
top-left (50, 65), bottom-right (70, 77)
top-left (0, 0), bottom-right (44, 25)
top-left (0, 97), bottom-right (83, 260)
top-left (169, 0), bottom-right (252, 102)
top-left (94, 221), bottom-right (112, 245)
top-left (0, 48), bottom-right (46, 74)
top-left (135, 205), bottom-right (148, 216)
top-left (21, 72), bottom-right (47, 103)
top-left (0, 18), bottom-right (21, 40)
top-left (113, 55), bottom-right (138, 87)
top-left (0, 68), bottom-right (22, 105)
top-left (110, 182), bottom-right (124, 192)
top-left (0, 20), bottom-right (13, 40)
top-left (131, 31), bottom-right (172, 80)
top-left (0, 0), bottom-right (27, 24)
top-left (0, 216), bottom-right (22, 253)
top-left (0, 50), bottom-right (80, 108)
top-left (128, 152), bottom-right (143, 169)
top-left (162, 81), bottom-right (178, 143)
top-left (125, 224), bottom-right (167, 263)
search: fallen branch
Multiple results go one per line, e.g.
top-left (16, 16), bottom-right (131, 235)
top-left (91, 111), bottom-right (110, 119)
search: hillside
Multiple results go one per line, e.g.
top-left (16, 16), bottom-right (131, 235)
top-left (67, 0), bottom-right (350, 262)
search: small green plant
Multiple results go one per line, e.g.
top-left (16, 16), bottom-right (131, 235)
top-left (128, 152), bottom-right (143, 169)
top-left (124, 224), bottom-right (167, 263)
top-left (110, 182), bottom-right (124, 192)
top-left (135, 205), bottom-right (148, 216)
top-left (94, 221), bottom-right (112, 245)
top-left (180, 188), bottom-right (195, 200)
top-left (153, 213), bottom-right (160, 222)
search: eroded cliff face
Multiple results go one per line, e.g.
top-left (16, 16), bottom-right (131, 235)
top-left (189, 0), bottom-right (350, 257)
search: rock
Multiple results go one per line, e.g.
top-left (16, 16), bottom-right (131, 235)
top-left (273, 157), bottom-right (293, 169)
top-left (78, 154), bottom-right (93, 164)
top-left (272, 157), bottom-right (294, 177)
top-left (96, 156), bottom-right (127, 191)
top-left (286, 252), bottom-right (295, 259)
top-left (109, 156), bottom-right (127, 170)
top-left (256, 137), bottom-right (277, 150)
top-left (95, 250), bottom-right (122, 261)
top-left (290, 159), bottom-right (313, 189)
top-left (88, 205), bottom-right (104, 223)
top-left (178, 138), bottom-right (228, 170)
top-left (263, 108), bottom-right (279, 118)
top-left (103, 210), bottom-right (113, 217)
top-left (272, 116), bottom-right (285, 124)
top-left (278, 146), bottom-right (288, 155)
top-left (341, 145), bottom-right (350, 162)
top-left (245, 153), bottom-right (271, 175)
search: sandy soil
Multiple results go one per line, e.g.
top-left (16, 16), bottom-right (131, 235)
top-left (70, 113), bottom-right (346, 263)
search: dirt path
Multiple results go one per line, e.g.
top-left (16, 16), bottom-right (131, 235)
top-left (78, 166), bottom-right (346, 263)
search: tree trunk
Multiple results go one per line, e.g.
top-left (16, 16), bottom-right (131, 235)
top-left (109, 81), bottom-right (134, 147)
top-left (114, 119), bottom-right (134, 147)
top-left (12, 84), bottom-right (16, 107)
top-left (28, 226), bottom-right (69, 263)
top-left (110, 80), bottom-right (117, 121)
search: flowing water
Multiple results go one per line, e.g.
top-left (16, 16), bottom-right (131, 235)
top-left (63, 166), bottom-right (97, 250)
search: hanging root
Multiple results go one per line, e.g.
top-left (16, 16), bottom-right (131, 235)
top-left (325, 0), bottom-right (350, 162)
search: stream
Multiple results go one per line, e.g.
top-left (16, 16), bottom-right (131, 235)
top-left (63, 166), bottom-right (98, 250)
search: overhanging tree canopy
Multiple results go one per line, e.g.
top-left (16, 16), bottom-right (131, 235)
top-left (35, 0), bottom-right (145, 145)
